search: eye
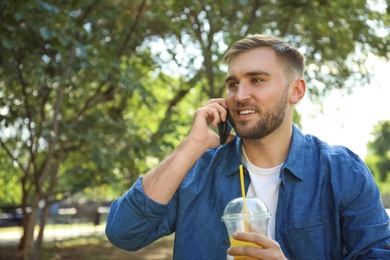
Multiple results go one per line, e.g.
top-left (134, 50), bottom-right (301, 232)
top-left (226, 81), bottom-right (238, 89)
top-left (252, 78), bottom-right (263, 83)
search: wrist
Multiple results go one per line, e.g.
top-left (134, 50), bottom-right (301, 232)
top-left (182, 135), bottom-right (210, 155)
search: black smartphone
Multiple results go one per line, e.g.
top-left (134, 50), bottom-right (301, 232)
top-left (217, 113), bottom-right (232, 145)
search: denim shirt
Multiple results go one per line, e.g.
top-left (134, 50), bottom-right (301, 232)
top-left (106, 125), bottom-right (390, 259)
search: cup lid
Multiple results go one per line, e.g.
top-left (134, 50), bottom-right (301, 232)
top-left (222, 197), bottom-right (269, 217)
top-left (221, 212), bottom-right (270, 221)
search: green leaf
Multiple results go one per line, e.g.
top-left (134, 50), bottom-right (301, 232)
top-left (38, 0), bottom-right (60, 13)
top-left (39, 27), bottom-right (52, 40)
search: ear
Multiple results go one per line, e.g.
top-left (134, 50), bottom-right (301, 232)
top-left (289, 78), bottom-right (306, 104)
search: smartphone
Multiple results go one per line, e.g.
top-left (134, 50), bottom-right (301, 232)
top-left (218, 113), bottom-right (232, 145)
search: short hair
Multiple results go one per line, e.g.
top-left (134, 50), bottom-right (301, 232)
top-left (223, 34), bottom-right (305, 82)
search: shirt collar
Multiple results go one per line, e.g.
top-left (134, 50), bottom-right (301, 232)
top-left (221, 136), bottom-right (243, 177)
top-left (281, 125), bottom-right (306, 181)
top-left (223, 124), bottom-right (306, 181)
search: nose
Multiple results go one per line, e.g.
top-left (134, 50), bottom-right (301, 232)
top-left (235, 82), bottom-right (251, 102)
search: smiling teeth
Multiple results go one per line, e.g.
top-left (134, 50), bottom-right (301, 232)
top-left (239, 110), bottom-right (255, 115)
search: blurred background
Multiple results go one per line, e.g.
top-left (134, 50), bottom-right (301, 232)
top-left (0, 0), bottom-right (389, 259)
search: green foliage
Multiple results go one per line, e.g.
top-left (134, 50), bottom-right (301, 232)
top-left (0, 0), bottom-right (389, 204)
top-left (0, 148), bottom-right (22, 204)
top-left (1, 0), bottom-right (148, 206)
top-left (366, 121), bottom-right (390, 190)
top-left (140, 0), bottom-right (390, 100)
top-left (0, 2), bottom-right (389, 254)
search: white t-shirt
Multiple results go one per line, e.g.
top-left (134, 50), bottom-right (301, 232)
top-left (242, 147), bottom-right (282, 240)
top-left (226, 148), bottom-right (282, 259)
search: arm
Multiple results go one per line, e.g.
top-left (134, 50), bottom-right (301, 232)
top-left (339, 154), bottom-right (390, 258)
top-left (105, 99), bottom-right (232, 250)
top-left (142, 98), bottom-right (230, 204)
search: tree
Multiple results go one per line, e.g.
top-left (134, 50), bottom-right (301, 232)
top-left (143, 0), bottom-right (390, 98)
top-left (0, 0), bottom-right (156, 259)
top-left (1, 0), bottom-right (389, 259)
top-left (139, 0), bottom-right (389, 139)
top-left (366, 120), bottom-right (390, 190)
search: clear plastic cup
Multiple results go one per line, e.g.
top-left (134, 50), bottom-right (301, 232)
top-left (221, 197), bottom-right (270, 259)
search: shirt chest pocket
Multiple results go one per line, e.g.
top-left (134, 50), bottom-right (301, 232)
top-left (280, 217), bottom-right (342, 259)
top-left (290, 217), bottom-right (326, 248)
top-left (282, 216), bottom-right (326, 244)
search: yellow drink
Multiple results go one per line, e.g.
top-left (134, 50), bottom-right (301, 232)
top-left (229, 236), bottom-right (262, 259)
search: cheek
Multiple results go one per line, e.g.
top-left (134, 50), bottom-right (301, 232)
top-left (226, 94), bottom-right (235, 107)
top-left (253, 87), bottom-right (284, 103)
top-left (226, 96), bottom-right (235, 115)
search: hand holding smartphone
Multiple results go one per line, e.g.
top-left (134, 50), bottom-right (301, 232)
top-left (217, 113), bottom-right (232, 145)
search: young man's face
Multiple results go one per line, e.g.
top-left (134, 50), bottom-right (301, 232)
top-left (225, 47), bottom-right (291, 140)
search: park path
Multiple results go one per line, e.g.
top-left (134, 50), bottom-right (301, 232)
top-left (0, 224), bottom-right (105, 246)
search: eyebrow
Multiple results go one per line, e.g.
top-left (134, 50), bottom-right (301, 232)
top-left (225, 71), bottom-right (272, 83)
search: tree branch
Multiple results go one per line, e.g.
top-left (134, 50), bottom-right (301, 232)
top-left (243, 0), bottom-right (265, 35)
top-left (116, 0), bottom-right (147, 58)
top-left (71, 0), bottom-right (147, 124)
top-left (0, 140), bottom-right (28, 175)
top-left (38, 86), bottom-right (65, 188)
top-left (149, 91), bottom-right (191, 145)
top-left (11, 47), bottom-right (37, 177)
top-left (149, 75), bottom-right (197, 145)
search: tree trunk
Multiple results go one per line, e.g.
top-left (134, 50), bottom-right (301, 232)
top-left (18, 175), bottom-right (29, 251)
top-left (19, 193), bottom-right (40, 260)
top-left (35, 201), bottom-right (51, 259)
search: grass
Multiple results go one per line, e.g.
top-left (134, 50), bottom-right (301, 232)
top-left (40, 235), bottom-right (174, 260)
top-left (0, 224), bottom-right (174, 260)
top-left (0, 225), bottom-right (22, 233)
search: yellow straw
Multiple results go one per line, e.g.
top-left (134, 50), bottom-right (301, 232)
top-left (239, 165), bottom-right (246, 199)
top-left (239, 165), bottom-right (249, 232)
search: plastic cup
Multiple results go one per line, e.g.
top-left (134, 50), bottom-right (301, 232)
top-left (221, 197), bottom-right (270, 259)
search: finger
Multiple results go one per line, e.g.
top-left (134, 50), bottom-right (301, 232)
top-left (228, 232), bottom-right (285, 259)
top-left (228, 245), bottom-right (285, 260)
top-left (233, 232), bottom-right (272, 248)
top-left (205, 98), bottom-right (228, 109)
top-left (204, 103), bottom-right (228, 123)
top-left (227, 245), bottom-right (265, 259)
top-left (209, 107), bottom-right (222, 127)
top-left (195, 106), bottom-right (221, 127)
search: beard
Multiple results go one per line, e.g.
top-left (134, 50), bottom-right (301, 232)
top-left (230, 88), bottom-right (289, 140)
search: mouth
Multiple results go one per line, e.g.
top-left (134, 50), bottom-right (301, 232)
top-left (238, 110), bottom-right (255, 115)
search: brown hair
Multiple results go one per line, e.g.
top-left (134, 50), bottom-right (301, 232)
top-left (223, 34), bottom-right (305, 82)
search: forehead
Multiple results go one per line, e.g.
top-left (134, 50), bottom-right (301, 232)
top-left (227, 47), bottom-right (283, 77)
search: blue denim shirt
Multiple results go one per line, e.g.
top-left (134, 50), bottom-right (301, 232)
top-left (106, 125), bottom-right (390, 259)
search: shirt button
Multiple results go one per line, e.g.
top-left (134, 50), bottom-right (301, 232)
top-left (223, 239), bottom-right (229, 245)
top-left (386, 244), bottom-right (390, 250)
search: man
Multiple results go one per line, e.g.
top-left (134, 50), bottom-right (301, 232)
top-left (105, 35), bottom-right (390, 259)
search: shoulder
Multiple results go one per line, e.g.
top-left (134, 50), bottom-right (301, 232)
top-left (301, 131), bottom-right (375, 194)
top-left (287, 126), bottom-right (371, 183)
top-left (292, 125), bottom-right (363, 164)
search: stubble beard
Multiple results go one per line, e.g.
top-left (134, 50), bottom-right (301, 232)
top-left (231, 88), bottom-right (289, 140)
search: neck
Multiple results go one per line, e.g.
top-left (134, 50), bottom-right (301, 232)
top-left (242, 122), bottom-right (293, 168)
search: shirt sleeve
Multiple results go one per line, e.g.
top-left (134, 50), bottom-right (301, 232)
top-left (105, 177), bottom-right (176, 251)
top-left (339, 151), bottom-right (390, 258)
